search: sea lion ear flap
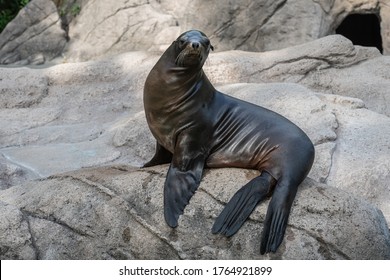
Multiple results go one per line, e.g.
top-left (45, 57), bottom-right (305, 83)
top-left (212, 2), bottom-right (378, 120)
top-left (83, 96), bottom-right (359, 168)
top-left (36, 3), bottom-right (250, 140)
top-left (210, 44), bottom-right (214, 51)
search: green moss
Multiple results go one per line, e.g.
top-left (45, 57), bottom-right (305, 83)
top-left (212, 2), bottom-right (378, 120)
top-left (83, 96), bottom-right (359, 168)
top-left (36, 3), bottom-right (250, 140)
top-left (70, 3), bottom-right (81, 17)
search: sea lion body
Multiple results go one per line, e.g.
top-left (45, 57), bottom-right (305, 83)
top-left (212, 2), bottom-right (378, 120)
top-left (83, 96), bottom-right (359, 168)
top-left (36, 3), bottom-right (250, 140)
top-left (143, 30), bottom-right (314, 254)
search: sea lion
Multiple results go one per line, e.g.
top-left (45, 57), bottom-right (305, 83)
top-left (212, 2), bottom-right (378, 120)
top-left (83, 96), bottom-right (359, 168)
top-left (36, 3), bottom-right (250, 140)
top-left (143, 30), bottom-right (315, 254)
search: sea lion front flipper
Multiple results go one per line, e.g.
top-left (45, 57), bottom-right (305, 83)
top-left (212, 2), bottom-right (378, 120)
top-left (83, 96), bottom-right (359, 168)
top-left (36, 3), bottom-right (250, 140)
top-left (260, 179), bottom-right (298, 254)
top-left (212, 172), bottom-right (275, 237)
top-left (164, 163), bottom-right (203, 227)
top-left (143, 142), bottom-right (173, 167)
top-left (163, 133), bottom-right (207, 228)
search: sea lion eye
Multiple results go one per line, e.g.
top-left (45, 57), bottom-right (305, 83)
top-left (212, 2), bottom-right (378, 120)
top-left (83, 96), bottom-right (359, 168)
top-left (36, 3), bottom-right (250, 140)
top-left (179, 39), bottom-right (186, 47)
top-left (204, 39), bottom-right (214, 51)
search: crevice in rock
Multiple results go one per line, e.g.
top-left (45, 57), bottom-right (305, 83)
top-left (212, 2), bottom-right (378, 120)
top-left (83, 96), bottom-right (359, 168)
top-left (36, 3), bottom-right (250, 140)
top-left (140, 168), bottom-right (166, 188)
top-left (106, 20), bottom-right (147, 53)
top-left (58, 15), bottom-right (70, 42)
top-left (3, 13), bottom-right (60, 54)
top-left (20, 210), bottom-right (40, 259)
top-left (250, 53), bottom-right (365, 81)
top-left (84, 2), bottom-right (149, 42)
top-left (65, 173), bottom-right (185, 259)
top-left (312, 0), bottom-right (334, 14)
top-left (289, 224), bottom-right (351, 259)
top-left (213, 5), bottom-right (241, 38)
top-left (236, 0), bottom-right (287, 49)
top-left (126, 206), bottom-right (186, 259)
top-left (198, 186), bottom-right (227, 207)
top-left (20, 208), bottom-right (94, 238)
top-left (54, 174), bottom-right (116, 199)
top-left (323, 111), bottom-right (339, 184)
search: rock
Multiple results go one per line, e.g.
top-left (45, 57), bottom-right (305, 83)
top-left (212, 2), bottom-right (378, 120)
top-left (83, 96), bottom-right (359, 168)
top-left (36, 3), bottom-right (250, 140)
top-left (1, 36), bottom-right (389, 259)
top-left (64, 0), bottom-right (179, 61)
top-left (0, 201), bottom-right (36, 259)
top-left (205, 35), bottom-right (389, 116)
top-left (1, 140), bottom-right (121, 178)
top-left (382, 3), bottom-right (390, 54)
top-left (0, 69), bottom-right (49, 109)
top-left (0, 166), bottom-right (389, 259)
top-left (0, 154), bottom-right (39, 190)
top-left (49, 0), bottom-right (390, 62)
top-left (321, 96), bottom-right (390, 224)
top-left (2, 0), bottom-right (389, 64)
top-left (305, 55), bottom-right (390, 117)
top-left (0, 0), bottom-right (67, 65)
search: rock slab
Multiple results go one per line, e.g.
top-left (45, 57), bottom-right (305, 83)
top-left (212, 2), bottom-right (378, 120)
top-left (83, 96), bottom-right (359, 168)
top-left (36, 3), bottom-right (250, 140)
top-left (2, 0), bottom-right (389, 65)
top-left (0, 35), bottom-right (389, 259)
top-left (0, 166), bottom-right (389, 260)
top-left (0, 0), bottom-right (67, 65)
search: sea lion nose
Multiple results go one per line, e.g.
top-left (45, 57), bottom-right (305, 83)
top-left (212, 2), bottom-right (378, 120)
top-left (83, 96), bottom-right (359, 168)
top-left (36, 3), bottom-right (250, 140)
top-left (191, 42), bottom-right (200, 49)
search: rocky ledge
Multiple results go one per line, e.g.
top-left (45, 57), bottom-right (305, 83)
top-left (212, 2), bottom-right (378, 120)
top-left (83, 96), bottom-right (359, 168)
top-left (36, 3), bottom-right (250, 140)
top-left (0, 35), bottom-right (389, 259)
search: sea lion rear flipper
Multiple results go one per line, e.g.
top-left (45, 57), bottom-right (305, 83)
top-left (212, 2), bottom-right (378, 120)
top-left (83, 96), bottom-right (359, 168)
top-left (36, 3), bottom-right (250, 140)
top-left (212, 172), bottom-right (275, 237)
top-left (260, 180), bottom-right (298, 254)
top-left (143, 142), bottom-right (172, 167)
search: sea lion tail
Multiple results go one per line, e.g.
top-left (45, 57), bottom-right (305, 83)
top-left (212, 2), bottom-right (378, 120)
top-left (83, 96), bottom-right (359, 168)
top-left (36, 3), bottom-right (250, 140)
top-left (212, 172), bottom-right (275, 237)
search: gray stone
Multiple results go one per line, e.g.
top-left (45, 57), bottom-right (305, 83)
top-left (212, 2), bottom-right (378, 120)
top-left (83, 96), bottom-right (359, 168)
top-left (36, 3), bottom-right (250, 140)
top-left (322, 96), bottom-right (390, 223)
top-left (0, 35), bottom-right (389, 259)
top-left (61, 0), bottom-right (390, 62)
top-left (2, 0), bottom-right (389, 65)
top-left (205, 35), bottom-right (389, 116)
top-left (0, 154), bottom-right (39, 190)
top-left (0, 166), bottom-right (389, 259)
top-left (0, 201), bottom-right (36, 259)
top-left (64, 0), bottom-right (179, 61)
top-left (0, 0), bottom-right (67, 65)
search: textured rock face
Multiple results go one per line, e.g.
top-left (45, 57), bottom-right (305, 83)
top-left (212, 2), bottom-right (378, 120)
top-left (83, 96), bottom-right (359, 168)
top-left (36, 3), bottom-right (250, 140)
top-left (0, 0), bottom-right (390, 64)
top-left (1, 0), bottom-right (388, 65)
top-left (0, 35), bottom-right (389, 259)
top-left (63, 0), bottom-right (390, 61)
top-left (0, 167), bottom-right (389, 260)
top-left (205, 35), bottom-right (388, 116)
top-left (0, 0), bottom-right (67, 65)
top-left (64, 0), bottom-right (179, 61)
top-left (62, 0), bottom-right (390, 60)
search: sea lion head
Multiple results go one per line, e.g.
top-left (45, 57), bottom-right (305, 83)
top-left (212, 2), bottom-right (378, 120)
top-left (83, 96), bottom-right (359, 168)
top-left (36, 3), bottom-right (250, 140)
top-left (174, 30), bottom-right (214, 68)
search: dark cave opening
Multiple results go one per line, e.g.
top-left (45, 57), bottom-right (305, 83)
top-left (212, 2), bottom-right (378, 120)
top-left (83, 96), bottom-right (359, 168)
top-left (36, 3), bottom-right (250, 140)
top-left (336, 13), bottom-right (383, 54)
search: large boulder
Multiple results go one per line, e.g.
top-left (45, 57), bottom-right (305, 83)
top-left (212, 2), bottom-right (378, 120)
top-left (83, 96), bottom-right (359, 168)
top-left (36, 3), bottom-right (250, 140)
top-left (1, 0), bottom-right (389, 64)
top-left (0, 166), bottom-right (389, 260)
top-left (63, 0), bottom-right (390, 61)
top-left (0, 35), bottom-right (389, 259)
top-left (0, 0), bottom-right (67, 65)
top-left (205, 35), bottom-right (389, 116)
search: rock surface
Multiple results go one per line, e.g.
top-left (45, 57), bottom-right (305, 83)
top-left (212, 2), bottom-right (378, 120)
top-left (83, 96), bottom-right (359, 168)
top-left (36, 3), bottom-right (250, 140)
top-left (63, 0), bottom-right (390, 61)
top-left (0, 0), bottom-right (67, 65)
top-left (1, 0), bottom-right (389, 65)
top-left (0, 35), bottom-right (389, 259)
top-left (205, 35), bottom-right (388, 116)
top-left (0, 166), bottom-right (389, 260)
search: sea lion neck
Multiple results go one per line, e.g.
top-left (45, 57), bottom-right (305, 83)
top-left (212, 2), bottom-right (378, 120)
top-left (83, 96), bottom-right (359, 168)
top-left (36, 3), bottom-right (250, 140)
top-left (146, 44), bottom-right (207, 101)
